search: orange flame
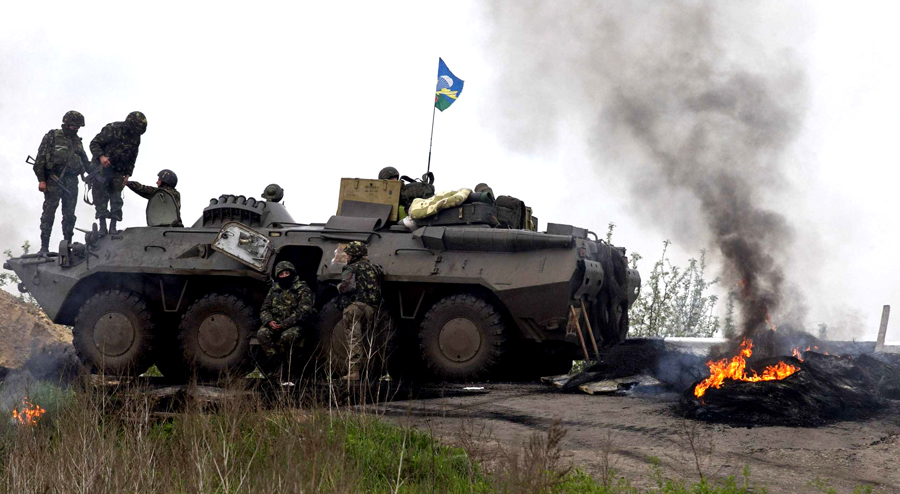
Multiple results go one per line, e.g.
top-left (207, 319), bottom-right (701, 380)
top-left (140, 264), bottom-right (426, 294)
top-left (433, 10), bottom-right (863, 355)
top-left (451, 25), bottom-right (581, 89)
top-left (11, 397), bottom-right (46, 426)
top-left (694, 339), bottom-right (800, 398)
top-left (792, 347), bottom-right (804, 362)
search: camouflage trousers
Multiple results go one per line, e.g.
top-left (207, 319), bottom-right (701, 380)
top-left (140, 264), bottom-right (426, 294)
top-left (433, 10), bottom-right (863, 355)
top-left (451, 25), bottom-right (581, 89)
top-left (91, 172), bottom-right (126, 221)
top-left (257, 325), bottom-right (302, 357)
top-left (40, 174), bottom-right (79, 243)
top-left (341, 302), bottom-right (376, 379)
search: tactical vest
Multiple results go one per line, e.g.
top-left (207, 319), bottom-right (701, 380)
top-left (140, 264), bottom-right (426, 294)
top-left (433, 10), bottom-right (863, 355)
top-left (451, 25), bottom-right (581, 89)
top-left (45, 130), bottom-right (84, 175)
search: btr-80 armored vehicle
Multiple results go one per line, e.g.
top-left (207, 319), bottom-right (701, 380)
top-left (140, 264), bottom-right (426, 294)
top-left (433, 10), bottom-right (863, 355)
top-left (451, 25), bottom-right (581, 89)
top-left (5, 178), bottom-right (640, 381)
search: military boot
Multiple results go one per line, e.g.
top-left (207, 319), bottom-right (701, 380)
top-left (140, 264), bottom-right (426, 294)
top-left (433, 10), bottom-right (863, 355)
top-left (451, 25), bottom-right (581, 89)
top-left (109, 219), bottom-right (119, 235)
top-left (38, 236), bottom-right (50, 255)
top-left (64, 235), bottom-right (73, 245)
top-left (98, 218), bottom-right (108, 236)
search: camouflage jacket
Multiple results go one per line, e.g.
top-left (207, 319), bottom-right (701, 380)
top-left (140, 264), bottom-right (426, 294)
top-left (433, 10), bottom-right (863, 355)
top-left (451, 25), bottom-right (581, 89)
top-left (259, 278), bottom-right (315, 328)
top-left (126, 182), bottom-right (183, 227)
top-left (338, 258), bottom-right (383, 308)
top-left (89, 121), bottom-right (142, 175)
top-left (34, 129), bottom-right (89, 182)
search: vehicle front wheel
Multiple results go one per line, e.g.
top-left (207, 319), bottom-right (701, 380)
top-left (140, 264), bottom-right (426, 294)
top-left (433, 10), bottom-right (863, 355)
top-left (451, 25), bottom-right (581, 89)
top-left (418, 293), bottom-right (509, 382)
top-left (73, 290), bottom-right (155, 375)
top-left (178, 294), bottom-right (256, 380)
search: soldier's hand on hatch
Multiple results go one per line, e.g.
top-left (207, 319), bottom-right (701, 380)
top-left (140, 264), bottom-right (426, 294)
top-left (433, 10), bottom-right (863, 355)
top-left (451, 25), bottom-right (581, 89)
top-left (99, 156), bottom-right (110, 167)
top-left (38, 181), bottom-right (46, 192)
top-left (269, 321), bottom-right (282, 330)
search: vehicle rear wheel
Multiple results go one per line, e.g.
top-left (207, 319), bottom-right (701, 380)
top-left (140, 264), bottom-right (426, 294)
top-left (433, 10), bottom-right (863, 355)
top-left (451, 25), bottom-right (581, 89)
top-left (418, 293), bottom-right (508, 381)
top-left (178, 294), bottom-right (256, 380)
top-left (73, 290), bottom-right (155, 375)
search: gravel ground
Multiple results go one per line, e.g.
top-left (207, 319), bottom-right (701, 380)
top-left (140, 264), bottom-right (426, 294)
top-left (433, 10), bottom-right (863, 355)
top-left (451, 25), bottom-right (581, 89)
top-left (378, 383), bottom-right (900, 493)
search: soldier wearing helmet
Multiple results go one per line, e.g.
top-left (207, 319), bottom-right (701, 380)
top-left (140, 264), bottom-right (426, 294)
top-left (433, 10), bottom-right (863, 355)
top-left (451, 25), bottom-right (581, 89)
top-left (125, 169), bottom-right (183, 227)
top-left (258, 261), bottom-right (316, 358)
top-left (336, 241), bottom-right (384, 378)
top-left (377, 167), bottom-right (435, 214)
top-left (89, 111), bottom-right (148, 235)
top-left (33, 111), bottom-right (90, 253)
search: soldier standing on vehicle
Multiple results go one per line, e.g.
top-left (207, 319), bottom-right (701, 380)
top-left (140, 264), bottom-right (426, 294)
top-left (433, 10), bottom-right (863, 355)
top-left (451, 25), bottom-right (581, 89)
top-left (89, 111), bottom-right (147, 235)
top-left (125, 169), bottom-right (183, 227)
top-left (33, 111), bottom-right (90, 254)
top-left (337, 241), bottom-right (384, 378)
top-left (258, 261), bottom-right (316, 358)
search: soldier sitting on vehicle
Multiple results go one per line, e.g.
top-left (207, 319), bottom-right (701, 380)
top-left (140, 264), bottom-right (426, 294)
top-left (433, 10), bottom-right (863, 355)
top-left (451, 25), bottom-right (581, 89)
top-left (258, 261), bottom-right (316, 358)
top-left (337, 241), bottom-right (384, 379)
top-left (378, 166), bottom-right (435, 213)
top-left (125, 169), bottom-right (183, 227)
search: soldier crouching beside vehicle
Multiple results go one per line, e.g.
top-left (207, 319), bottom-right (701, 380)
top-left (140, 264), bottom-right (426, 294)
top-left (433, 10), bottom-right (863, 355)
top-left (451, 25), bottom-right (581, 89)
top-left (258, 261), bottom-right (315, 358)
top-left (125, 169), bottom-right (183, 227)
top-left (337, 241), bottom-right (384, 379)
top-left (33, 111), bottom-right (90, 254)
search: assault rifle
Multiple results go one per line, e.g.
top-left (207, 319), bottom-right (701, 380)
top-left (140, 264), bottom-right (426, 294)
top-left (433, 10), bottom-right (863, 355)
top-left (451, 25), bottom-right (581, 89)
top-left (25, 155), bottom-right (74, 195)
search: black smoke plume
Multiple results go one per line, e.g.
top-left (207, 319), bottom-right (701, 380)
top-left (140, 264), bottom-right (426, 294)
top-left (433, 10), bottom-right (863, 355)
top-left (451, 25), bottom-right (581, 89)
top-left (483, 1), bottom-right (809, 349)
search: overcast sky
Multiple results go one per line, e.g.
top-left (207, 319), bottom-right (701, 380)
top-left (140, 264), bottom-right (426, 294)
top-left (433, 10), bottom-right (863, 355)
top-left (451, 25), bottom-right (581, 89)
top-left (0, 1), bottom-right (896, 340)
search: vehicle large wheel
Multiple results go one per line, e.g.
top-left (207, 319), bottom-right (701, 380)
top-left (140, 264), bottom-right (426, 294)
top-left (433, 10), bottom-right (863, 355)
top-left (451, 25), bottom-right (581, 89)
top-left (73, 290), bottom-right (155, 375)
top-left (418, 293), bottom-right (509, 381)
top-left (178, 294), bottom-right (256, 380)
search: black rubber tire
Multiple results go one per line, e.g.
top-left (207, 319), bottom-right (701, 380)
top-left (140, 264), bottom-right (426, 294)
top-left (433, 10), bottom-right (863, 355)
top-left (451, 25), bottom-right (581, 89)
top-left (418, 293), bottom-right (508, 382)
top-left (178, 293), bottom-right (257, 380)
top-left (73, 290), bottom-right (155, 375)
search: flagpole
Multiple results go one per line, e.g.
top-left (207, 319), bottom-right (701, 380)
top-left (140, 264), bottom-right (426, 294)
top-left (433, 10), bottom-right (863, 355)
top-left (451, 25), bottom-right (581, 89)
top-left (426, 103), bottom-right (437, 175)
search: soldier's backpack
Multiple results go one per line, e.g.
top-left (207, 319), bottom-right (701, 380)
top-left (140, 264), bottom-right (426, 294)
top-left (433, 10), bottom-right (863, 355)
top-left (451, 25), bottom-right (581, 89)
top-left (495, 195), bottom-right (526, 229)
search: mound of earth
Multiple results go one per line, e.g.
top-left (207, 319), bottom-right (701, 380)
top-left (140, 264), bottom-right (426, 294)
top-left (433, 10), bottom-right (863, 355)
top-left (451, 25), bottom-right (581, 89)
top-left (0, 289), bottom-right (72, 370)
top-left (680, 352), bottom-right (900, 427)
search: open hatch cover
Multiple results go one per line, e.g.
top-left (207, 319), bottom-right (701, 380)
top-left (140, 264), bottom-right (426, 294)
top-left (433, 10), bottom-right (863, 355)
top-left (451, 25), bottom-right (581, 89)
top-left (211, 222), bottom-right (273, 272)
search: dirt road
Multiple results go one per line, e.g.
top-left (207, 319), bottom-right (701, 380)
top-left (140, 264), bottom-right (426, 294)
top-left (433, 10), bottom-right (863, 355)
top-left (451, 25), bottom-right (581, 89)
top-left (379, 383), bottom-right (900, 493)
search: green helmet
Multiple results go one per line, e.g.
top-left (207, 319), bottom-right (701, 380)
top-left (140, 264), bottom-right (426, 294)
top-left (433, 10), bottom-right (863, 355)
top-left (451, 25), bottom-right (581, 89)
top-left (158, 169), bottom-right (178, 187)
top-left (378, 166), bottom-right (400, 180)
top-left (344, 241), bottom-right (367, 258)
top-left (274, 261), bottom-right (296, 277)
top-left (62, 110), bottom-right (85, 127)
top-left (126, 111), bottom-right (147, 135)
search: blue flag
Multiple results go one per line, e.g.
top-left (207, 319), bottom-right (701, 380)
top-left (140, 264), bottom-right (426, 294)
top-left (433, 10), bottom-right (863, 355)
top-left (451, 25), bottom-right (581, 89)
top-left (435, 58), bottom-right (464, 111)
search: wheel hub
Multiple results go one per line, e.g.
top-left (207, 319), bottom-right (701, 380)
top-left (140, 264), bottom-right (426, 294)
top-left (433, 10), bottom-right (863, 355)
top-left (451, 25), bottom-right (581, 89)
top-left (438, 317), bottom-right (481, 362)
top-left (93, 312), bottom-right (135, 357)
top-left (197, 314), bottom-right (239, 358)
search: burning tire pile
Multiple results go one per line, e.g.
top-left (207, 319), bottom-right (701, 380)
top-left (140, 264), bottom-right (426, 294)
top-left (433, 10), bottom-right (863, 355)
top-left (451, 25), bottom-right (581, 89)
top-left (681, 339), bottom-right (900, 427)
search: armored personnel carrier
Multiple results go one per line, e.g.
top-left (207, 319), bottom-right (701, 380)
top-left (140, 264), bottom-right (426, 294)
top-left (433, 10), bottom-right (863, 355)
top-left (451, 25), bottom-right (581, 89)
top-left (4, 179), bottom-right (640, 382)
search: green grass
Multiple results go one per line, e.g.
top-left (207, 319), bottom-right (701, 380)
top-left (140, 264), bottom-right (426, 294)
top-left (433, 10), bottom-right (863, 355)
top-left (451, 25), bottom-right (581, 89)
top-left (0, 380), bottom-right (881, 493)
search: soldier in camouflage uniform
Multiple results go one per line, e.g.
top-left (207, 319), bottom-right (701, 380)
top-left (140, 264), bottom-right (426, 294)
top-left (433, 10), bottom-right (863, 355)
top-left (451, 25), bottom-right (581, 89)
top-left (258, 261), bottom-right (316, 357)
top-left (89, 111), bottom-right (147, 235)
top-left (125, 169), bottom-right (183, 227)
top-left (33, 111), bottom-right (90, 254)
top-left (378, 166), bottom-right (435, 211)
top-left (337, 241), bottom-right (384, 378)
